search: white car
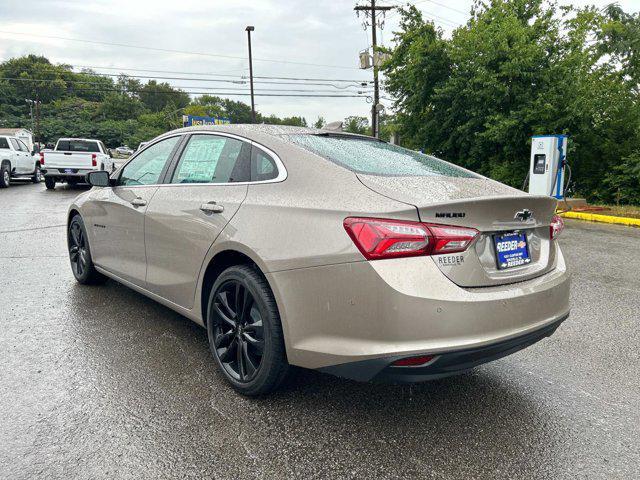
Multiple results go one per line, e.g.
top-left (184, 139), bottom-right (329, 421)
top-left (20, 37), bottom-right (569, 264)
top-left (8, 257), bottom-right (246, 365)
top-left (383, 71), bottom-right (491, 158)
top-left (0, 135), bottom-right (42, 187)
top-left (41, 138), bottom-right (114, 190)
top-left (115, 146), bottom-right (134, 156)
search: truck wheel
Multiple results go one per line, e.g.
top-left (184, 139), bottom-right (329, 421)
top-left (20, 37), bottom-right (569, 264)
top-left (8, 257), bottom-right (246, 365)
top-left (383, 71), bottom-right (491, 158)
top-left (44, 177), bottom-right (56, 190)
top-left (31, 164), bottom-right (42, 183)
top-left (0, 163), bottom-right (10, 188)
top-left (68, 214), bottom-right (106, 285)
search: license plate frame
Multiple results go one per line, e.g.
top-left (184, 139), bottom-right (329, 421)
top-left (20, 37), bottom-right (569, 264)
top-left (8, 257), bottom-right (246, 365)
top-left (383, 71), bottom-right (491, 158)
top-left (493, 231), bottom-right (531, 270)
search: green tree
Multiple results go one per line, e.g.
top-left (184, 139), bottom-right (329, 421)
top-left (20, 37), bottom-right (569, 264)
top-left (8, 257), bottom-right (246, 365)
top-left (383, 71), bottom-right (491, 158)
top-left (343, 116), bottom-right (369, 135)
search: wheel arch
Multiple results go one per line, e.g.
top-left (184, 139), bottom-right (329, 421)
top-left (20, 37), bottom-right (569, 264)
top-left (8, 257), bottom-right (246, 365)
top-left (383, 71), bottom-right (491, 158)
top-left (200, 249), bottom-right (264, 328)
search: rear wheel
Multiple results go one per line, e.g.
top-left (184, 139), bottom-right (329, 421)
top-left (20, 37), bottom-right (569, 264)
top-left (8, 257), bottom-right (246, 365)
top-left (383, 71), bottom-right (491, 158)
top-left (44, 177), bottom-right (55, 190)
top-left (68, 214), bottom-right (106, 285)
top-left (207, 265), bottom-right (289, 396)
top-left (0, 163), bottom-right (10, 188)
top-left (31, 164), bottom-right (42, 183)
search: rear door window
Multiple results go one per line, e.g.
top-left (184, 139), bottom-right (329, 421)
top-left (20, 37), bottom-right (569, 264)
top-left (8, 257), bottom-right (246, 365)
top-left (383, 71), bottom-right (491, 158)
top-left (9, 138), bottom-right (25, 152)
top-left (170, 135), bottom-right (249, 184)
top-left (0, 137), bottom-right (11, 149)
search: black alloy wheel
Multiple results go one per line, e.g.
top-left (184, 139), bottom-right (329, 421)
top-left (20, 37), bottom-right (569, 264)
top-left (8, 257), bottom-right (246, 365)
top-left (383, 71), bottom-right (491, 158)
top-left (211, 279), bottom-right (265, 383)
top-left (67, 215), bottom-right (106, 284)
top-left (69, 221), bottom-right (88, 278)
top-left (207, 265), bottom-right (289, 395)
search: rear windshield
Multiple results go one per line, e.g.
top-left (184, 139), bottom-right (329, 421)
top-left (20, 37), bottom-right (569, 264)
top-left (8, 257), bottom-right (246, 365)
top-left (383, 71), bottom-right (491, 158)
top-left (56, 140), bottom-right (100, 152)
top-left (287, 134), bottom-right (477, 178)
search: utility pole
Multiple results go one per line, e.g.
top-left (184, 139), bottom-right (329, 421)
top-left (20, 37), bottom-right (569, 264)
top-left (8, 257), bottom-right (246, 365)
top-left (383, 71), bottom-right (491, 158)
top-left (355, 1), bottom-right (393, 138)
top-left (245, 26), bottom-right (256, 123)
top-left (35, 95), bottom-right (41, 146)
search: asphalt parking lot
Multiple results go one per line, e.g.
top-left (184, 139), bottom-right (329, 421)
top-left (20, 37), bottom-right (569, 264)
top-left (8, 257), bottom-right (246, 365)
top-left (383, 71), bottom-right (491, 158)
top-left (1, 181), bottom-right (639, 479)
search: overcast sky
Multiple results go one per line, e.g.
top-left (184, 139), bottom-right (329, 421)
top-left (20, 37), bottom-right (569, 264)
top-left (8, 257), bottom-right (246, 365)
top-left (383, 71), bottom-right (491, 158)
top-left (1, 0), bottom-right (638, 124)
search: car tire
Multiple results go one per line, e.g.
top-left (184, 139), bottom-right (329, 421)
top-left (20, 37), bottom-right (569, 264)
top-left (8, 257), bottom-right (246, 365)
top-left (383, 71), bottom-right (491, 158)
top-left (31, 164), bottom-right (42, 183)
top-left (0, 162), bottom-right (10, 188)
top-left (207, 265), bottom-right (289, 396)
top-left (44, 177), bottom-right (55, 190)
top-left (67, 214), bottom-right (107, 285)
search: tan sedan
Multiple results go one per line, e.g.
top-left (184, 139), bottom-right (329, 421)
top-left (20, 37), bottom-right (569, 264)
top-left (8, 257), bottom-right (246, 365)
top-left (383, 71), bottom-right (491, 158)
top-left (67, 125), bottom-right (570, 395)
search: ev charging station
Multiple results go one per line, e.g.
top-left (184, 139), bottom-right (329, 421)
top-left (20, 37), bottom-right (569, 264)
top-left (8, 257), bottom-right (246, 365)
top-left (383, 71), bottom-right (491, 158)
top-left (528, 135), bottom-right (568, 199)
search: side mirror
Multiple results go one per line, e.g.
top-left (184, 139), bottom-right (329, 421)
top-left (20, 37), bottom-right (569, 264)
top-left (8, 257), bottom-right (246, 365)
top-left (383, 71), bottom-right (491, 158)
top-left (86, 170), bottom-right (111, 187)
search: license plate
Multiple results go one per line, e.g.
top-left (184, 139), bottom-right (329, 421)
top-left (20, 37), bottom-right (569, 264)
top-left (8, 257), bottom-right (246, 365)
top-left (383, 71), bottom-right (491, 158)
top-left (64, 168), bottom-right (74, 173)
top-left (494, 232), bottom-right (531, 269)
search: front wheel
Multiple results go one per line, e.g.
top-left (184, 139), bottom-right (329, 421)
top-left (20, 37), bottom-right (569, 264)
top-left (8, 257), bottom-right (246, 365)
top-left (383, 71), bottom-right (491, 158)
top-left (0, 164), bottom-right (10, 188)
top-left (68, 214), bottom-right (106, 285)
top-left (44, 177), bottom-right (55, 190)
top-left (31, 164), bottom-right (42, 183)
top-left (207, 265), bottom-right (289, 396)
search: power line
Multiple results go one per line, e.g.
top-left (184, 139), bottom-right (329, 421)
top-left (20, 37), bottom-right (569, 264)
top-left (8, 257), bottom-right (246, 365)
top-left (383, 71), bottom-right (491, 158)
top-left (0, 77), bottom-right (370, 97)
top-left (0, 74), bottom-right (369, 90)
top-left (68, 63), bottom-right (372, 83)
top-left (0, 30), bottom-right (360, 70)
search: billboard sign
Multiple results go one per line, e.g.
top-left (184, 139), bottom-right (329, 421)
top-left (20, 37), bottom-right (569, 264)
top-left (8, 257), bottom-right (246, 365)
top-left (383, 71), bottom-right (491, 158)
top-left (182, 115), bottom-right (231, 127)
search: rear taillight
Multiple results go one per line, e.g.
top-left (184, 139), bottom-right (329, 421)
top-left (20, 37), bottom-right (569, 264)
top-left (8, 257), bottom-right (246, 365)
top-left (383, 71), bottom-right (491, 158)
top-left (343, 217), bottom-right (479, 260)
top-left (39, 152), bottom-right (44, 165)
top-left (550, 214), bottom-right (564, 240)
top-left (91, 153), bottom-right (97, 167)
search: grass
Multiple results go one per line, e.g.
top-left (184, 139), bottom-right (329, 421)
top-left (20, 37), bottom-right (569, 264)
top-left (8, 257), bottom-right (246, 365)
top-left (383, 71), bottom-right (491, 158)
top-left (594, 204), bottom-right (640, 219)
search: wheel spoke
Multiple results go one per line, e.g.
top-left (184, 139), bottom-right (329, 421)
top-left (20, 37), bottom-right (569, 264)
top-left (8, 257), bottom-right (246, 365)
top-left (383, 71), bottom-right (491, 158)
top-left (214, 291), bottom-right (236, 327)
top-left (235, 283), bottom-right (250, 322)
top-left (236, 338), bottom-right (245, 380)
top-left (242, 340), bottom-right (257, 376)
top-left (71, 224), bottom-right (81, 245)
top-left (243, 332), bottom-right (264, 354)
top-left (218, 338), bottom-right (237, 363)
top-left (214, 331), bottom-right (234, 348)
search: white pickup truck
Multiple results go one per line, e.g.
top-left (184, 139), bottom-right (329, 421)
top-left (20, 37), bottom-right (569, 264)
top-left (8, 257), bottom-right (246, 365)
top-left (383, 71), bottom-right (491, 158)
top-left (0, 135), bottom-right (42, 188)
top-left (41, 138), bottom-right (114, 190)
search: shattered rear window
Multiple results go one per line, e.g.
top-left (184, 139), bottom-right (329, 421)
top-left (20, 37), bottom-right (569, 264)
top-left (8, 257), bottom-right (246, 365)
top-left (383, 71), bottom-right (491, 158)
top-left (287, 134), bottom-right (477, 178)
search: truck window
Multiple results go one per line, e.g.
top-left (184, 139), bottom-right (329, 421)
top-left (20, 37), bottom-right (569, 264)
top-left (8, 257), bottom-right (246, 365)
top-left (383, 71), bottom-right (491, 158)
top-left (0, 138), bottom-right (9, 149)
top-left (10, 138), bottom-right (26, 152)
top-left (56, 140), bottom-right (100, 152)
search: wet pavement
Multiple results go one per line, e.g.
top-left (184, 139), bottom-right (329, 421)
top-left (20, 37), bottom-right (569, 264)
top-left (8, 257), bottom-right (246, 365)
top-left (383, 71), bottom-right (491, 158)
top-left (1, 181), bottom-right (639, 479)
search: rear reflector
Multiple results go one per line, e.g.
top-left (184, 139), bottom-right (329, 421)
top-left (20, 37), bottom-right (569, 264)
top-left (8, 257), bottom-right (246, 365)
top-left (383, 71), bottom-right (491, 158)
top-left (550, 214), bottom-right (564, 240)
top-left (392, 355), bottom-right (435, 367)
top-left (344, 217), bottom-right (478, 260)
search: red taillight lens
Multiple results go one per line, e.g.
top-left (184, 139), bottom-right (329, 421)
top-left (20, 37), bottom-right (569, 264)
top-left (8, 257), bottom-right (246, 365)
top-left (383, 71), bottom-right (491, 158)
top-left (343, 217), bottom-right (479, 260)
top-left (392, 355), bottom-right (435, 367)
top-left (425, 224), bottom-right (479, 254)
top-left (343, 217), bottom-right (431, 260)
top-left (39, 152), bottom-right (44, 164)
top-left (91, 153), bottom-right (97, 167)
top-left (550, 214), bottom-right (564, 240)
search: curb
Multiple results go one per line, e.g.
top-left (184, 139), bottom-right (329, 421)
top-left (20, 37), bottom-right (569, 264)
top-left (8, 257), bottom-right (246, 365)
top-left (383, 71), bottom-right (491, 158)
top-left (560, 211), bottom-right (640, 227)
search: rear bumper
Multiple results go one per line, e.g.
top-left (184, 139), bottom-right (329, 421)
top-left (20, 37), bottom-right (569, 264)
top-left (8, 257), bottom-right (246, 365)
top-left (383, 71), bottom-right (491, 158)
top-left (319, 313), bottom-right (568, 382)
top-left (42, 168), bottom-right (93, 179)
top-left (267, 244), bottom-right (570, 372)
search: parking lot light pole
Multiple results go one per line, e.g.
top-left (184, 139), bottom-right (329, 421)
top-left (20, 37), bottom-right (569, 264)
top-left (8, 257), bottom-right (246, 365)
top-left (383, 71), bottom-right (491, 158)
top-left (246, 26), bottom-right (256, 123)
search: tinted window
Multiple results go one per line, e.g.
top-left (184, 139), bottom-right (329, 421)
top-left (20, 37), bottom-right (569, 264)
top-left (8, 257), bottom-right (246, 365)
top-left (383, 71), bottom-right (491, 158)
top-left (288, 134), bottom-right (478, 178)
top-left (252, 147), bottom-right (278, 181)
top-left (0, 138), bottom-right (10, 149)
top-left (119, 136), bottom-right (180, 186)
top-left (171, 135), bottom-right (248, 184)
top-left (56, 140), bottom-right (100, 152)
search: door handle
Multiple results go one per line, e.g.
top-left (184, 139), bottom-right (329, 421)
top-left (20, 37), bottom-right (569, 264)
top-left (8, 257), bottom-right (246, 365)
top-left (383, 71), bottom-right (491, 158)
top-left (200, 202), bottom-right (224, 214)
top-left (130, 197), bottom-right (147, 207)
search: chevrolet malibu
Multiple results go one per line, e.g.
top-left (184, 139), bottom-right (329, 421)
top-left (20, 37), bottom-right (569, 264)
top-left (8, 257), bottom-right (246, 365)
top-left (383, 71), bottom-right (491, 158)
top-left (67, 125), bottom-right (570, 395)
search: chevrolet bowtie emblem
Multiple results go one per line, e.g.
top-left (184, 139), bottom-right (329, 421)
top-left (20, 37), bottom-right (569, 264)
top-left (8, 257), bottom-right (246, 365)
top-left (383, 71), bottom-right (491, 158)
top-left (514, 209), bottom-right (533, 222)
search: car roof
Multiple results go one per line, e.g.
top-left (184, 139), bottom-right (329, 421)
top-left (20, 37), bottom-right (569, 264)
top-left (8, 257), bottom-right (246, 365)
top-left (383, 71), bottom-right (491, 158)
top-left (170, 124), bottom-right (374, 142)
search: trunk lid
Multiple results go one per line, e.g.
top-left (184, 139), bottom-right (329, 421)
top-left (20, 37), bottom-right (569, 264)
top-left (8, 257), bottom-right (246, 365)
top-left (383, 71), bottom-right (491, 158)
top-left (357, 174), bottom-right (559, 287)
